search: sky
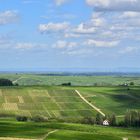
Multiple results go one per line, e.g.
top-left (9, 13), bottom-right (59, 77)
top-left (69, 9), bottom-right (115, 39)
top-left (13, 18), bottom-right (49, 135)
top-left (0, 0), bottom-right (140, 72)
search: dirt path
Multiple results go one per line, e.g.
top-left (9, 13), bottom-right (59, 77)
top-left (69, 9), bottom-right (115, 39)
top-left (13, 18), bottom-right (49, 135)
top-left (13, 77), bottom-right (24, 84)
top-left (0, 138), bottom-right (36, 140)
top-left (41, 130), bottom-right (58, 140)
top-left (75, 90), bottom-right (105, 117)
top-left (0, 130), bottom-right (58, 140)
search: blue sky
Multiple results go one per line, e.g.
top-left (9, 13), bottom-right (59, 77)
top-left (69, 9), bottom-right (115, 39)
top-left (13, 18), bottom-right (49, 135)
top-left (0, 0), bottom-right (140, 72)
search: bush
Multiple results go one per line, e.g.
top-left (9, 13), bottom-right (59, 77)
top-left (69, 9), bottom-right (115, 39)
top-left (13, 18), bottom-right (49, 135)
top-left (16, 116), bottom-right (28, 122)
top-left (130, 82), bottom-right (134, 86)
top-left (31, 115), bottom-right (48, 122)
top-left (81, 117), bottom-right (95, 125)
top-left (14, 83), bottom-right (19, 86)
top-left (62, 82), bottom-right (71, 86)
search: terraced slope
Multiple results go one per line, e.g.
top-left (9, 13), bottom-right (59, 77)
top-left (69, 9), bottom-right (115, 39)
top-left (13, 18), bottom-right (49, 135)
top-left (0, 86), bottom-right (140, 118)
top-left (0, 87), bottom-right (97, 118)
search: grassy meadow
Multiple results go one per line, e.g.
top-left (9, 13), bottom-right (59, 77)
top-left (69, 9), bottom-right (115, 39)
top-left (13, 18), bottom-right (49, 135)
top-left (0, 119), bottom-right (139, 140)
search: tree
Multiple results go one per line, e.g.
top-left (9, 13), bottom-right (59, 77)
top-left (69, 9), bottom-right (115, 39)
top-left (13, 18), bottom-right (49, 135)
top-left (124, 110), bottom-right (140, 127)
top-left (16, 116), bottom-right (28, 122)
top-left (0, 79), bottom-right (13, 86)
top-left (109, 114), bottom-right (116, 126)
top-left (130, 82), bottom-right (134, 86)
top-left (96, 113), bottom-right (103, 125)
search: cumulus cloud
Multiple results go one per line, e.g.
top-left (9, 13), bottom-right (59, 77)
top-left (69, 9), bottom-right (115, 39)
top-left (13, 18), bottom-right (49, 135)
top-left (39, 22), bottom-right (70, 33)
top-left (0, 10), bottom-right (19, 25)
top-left (73, 23), bottom-right (96, 34)
top-left (37, 1), bottom-right (140, 55)
top-left (86, 0), bottom-right (140, 11)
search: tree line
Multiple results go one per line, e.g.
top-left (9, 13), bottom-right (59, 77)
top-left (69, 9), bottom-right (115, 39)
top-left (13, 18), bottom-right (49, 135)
top-left (0, 79), bottom-right (14, 86)
top-left (11, 110), bottom-right (140, 128)
top-left (81, 110), bottom-right (140, 128)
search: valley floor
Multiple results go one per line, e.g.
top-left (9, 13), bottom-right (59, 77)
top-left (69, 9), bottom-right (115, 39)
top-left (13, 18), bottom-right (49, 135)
top-left (0, 119), bottom-right (139, 140)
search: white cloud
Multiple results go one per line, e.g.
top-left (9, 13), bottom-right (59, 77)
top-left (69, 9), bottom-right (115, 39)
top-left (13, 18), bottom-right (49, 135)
top-left (63, 48), bottom-right (93, 55)
top-left (52, 40), bottom-right (67, 48)
top-left (86, 0), bottom-right (140, 11)
top-left (119, 46), bottom-right (139, 54)
top-left (73, 23), bottom-right (96, 34)
top-left (15, 43), bottom-right (36, 49)
top-left (0, 10), bottom-right (19, 25)
top-left (15, 42), bottom-right (47, 50)
top-left (84, 39), bottom-right (120, 47)
top-left (120, 11), bottom-right (140, 18)
top-left (73, 16), bottom-right (105, 34)
top-left (54, 0), bottom-right (69, 6)
top-left (39, 22), bottom-right (70, 33)
top-left (52, 40), bottom-right (77, 49)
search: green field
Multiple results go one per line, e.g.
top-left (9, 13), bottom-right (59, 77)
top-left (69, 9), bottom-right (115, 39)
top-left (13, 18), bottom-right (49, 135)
top-left (0, 119), bottom-right (139, 140)
top-left (0, 74), bottom-right (140, 86)
top-left (0, 74), bottom-right (140, 139)
top-left (0, 86), bottom-right (96, 118)
top-left (0, 86), bottom-right (139, 118)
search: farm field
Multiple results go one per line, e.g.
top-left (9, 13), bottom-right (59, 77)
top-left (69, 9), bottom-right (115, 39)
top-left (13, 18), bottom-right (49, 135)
top-left (0, 86), bottom-right (97, 118)
top-left (0, 119), bottom-right (139, 140)
top-left (76, 86), bottom-right (140, 116)
top-left (0, 86), bottom-right (139, 118)
top-left (0, 74), bottom-right (140, 86)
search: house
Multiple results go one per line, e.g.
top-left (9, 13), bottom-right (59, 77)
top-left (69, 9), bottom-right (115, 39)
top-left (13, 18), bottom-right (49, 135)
top-left (103, 120), bottom-right (109, 126)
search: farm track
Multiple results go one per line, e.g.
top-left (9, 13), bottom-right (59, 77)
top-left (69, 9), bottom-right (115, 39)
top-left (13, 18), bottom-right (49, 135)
top-left (75, 90), bottom-right (105, 117)
top-left (0, 138), bottom-right (37, 140)
top-left (0, 130), bottom-right (58, 140)
top-left (13, 77), bottom-right (24, 83)
top-left (41, 130), bottom-right (58, 140)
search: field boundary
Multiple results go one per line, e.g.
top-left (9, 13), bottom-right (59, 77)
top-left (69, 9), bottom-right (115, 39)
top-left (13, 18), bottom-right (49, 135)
top-left (75, 90), bottom-right (105, 117)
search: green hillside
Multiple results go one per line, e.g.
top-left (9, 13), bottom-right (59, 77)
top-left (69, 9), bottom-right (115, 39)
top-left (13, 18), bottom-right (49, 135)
top-left (0, 86), bottom-right (139, 119)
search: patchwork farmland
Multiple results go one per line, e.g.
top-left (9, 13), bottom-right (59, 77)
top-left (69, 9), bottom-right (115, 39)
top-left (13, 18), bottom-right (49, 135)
top-left (0, 86), bottom-right (140, 119)
top-left (0, 85), bottom-right (140, 140)
top-left (0, 87), bottom-right (97, 118)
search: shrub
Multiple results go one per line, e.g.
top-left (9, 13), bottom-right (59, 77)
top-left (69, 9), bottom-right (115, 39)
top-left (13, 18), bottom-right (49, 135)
top-left (81, 117), bottom-right (95, 125)
top-left (31, 115), bottom-right (48, 122)
top-left (16, 116), bottom-right (28, 122)
top-left (130, 82), bottom-right (134, 86)
top-left (62, 82), bottom-right (71, 86)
